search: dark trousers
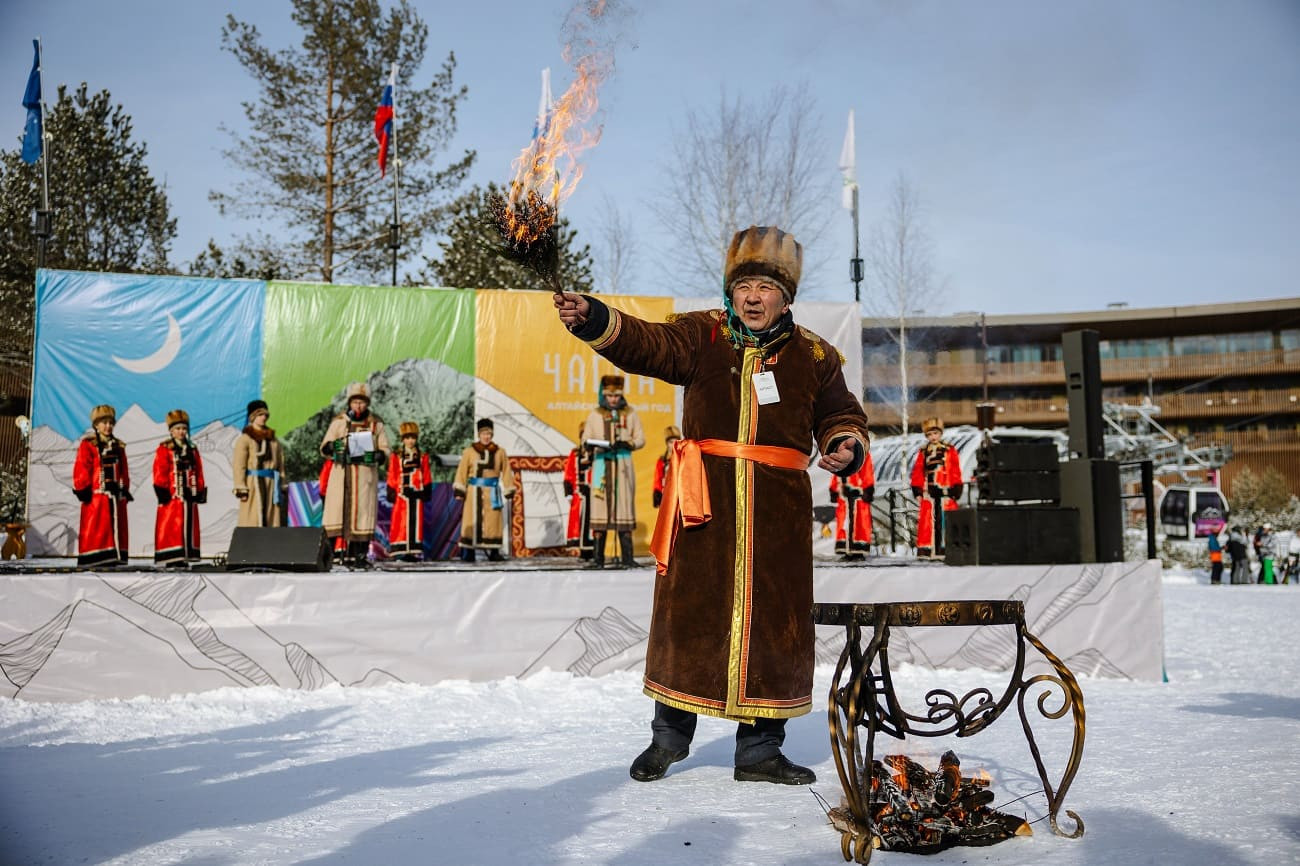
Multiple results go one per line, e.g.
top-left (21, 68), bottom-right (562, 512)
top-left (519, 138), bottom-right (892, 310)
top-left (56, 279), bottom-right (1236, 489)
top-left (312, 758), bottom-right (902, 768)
top-left (650, 700), bottom-right (787, 767)
top-left (1210, 560), bottom-right (1224, 584)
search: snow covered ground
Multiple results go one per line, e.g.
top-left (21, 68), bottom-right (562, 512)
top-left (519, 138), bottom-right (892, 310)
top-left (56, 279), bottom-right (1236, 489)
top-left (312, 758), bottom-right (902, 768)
top-left (2, 569), bottom-right (1297, 866)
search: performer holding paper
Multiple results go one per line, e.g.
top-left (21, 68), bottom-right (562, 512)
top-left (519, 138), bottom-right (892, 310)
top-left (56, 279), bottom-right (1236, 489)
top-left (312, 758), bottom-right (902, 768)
top-left (581, 375), bottom-right (645, 568)
top-left (320, 382), bottom-right (390, 565)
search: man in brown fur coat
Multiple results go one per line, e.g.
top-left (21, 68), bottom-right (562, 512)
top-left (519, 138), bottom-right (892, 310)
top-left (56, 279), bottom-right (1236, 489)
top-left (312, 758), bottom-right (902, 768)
top-left (554, 225), bottom-right (869, 785)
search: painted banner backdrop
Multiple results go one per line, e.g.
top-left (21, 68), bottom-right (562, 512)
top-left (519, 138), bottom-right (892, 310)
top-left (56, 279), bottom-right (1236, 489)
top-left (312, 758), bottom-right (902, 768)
top-left (25, 270), bottom-right (864, 560)
top-left (32, 269), bottom-right (264, 439)
top-left (473, 290), bottom-right (678, 553)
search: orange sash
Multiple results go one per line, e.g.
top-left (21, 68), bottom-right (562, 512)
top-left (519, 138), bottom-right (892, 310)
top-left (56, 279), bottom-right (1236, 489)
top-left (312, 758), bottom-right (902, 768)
top-left (649, 438), bottom-right (809, 575)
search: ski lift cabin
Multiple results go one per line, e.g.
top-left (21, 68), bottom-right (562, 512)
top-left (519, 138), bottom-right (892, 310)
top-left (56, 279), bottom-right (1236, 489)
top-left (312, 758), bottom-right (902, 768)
top-left (1158, 485), bottom-right (1228, 539)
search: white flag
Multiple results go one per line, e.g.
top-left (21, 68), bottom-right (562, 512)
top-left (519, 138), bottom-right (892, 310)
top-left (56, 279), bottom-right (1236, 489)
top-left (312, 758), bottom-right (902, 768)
top-left (839, 109), bottom-right (857, 210)
top-left (532, 67), bottom-right (553, 141)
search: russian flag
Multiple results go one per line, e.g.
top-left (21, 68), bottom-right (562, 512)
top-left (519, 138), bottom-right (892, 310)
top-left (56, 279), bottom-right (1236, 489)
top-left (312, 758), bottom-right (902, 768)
top-left (373, 64), bottom-right (396, 177)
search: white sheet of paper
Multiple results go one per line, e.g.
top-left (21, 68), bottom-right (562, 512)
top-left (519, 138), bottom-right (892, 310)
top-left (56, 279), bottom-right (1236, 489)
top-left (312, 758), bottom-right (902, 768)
top-left (348, 430), bottom-right (374, 457)
top-left (753, 370), bottom-right (781, 405)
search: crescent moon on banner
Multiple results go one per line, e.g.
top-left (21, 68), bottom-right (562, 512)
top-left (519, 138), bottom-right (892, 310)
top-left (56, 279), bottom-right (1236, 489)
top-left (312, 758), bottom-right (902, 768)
top-left (112, 313), bottom-right (183, 374)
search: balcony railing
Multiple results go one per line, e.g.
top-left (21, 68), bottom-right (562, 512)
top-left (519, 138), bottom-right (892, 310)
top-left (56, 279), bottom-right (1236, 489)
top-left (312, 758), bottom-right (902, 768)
top-left (867, 348), bottom-right (1300, 388)
top-left (865, 388), bottom-right (1300, 427)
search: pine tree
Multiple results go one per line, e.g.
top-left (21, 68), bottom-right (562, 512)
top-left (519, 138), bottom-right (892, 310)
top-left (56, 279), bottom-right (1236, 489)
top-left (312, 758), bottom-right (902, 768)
top-left (419, 182), bottom-right (595, 293)
top-left (215, 0), bottom-right (474, 284)
top-left (0, 83), bottom-right (176, 374)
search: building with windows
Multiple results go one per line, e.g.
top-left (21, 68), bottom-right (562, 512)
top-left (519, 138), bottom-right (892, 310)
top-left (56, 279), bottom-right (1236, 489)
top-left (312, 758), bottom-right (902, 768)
top-left (862, 296), bottom-right (1300, 497)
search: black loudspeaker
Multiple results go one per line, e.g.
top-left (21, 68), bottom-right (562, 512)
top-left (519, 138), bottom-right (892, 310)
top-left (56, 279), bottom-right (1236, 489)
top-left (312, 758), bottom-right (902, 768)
top-left (1063, 329), bottom-right (1105, 460)
top-left (976, 440), bottom-right (1062, 504)
top-left (226, 527), bottom-right (331, 572)
top-left (978, 441), bottom-right (1059, 473)
top-left (1059, 459), bottom-right (1124, 563)
top-left (945, 506), bottom-right (1081, 566)
top-left (979, 472), bottom-right (1061, 503)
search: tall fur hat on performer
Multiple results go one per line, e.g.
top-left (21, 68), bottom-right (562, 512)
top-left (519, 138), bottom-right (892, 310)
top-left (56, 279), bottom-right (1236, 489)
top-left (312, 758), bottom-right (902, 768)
top-left (477, 417), bottom-right (494, 431)
top-left (922, 417), bottom-right (944, 433)
top-left (599, 374), bottom-right (624, 391)
top-left (90, 404), bottom-right (116, 425)
top-left (166, 409), bottom-right (190, 429)
top-left (246, 399), bottom-right (269, 422)
top-left (345, 382), bottom-right (370, 404)
top-left (724, 225), bottom-right (802, 301)
top-left (665, 425), bottom-right (682, 441)
top-left (399, 421), bottom-right (419, 437)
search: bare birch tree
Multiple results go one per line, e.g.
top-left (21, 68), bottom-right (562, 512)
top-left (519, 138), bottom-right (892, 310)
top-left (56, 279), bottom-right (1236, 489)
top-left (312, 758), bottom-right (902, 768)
top-left (652, 86), bottom-right (831, 295)
top-left (592, 193), bottom-right (637, 295)
top-left (864, 173), bottom-right (944, 436)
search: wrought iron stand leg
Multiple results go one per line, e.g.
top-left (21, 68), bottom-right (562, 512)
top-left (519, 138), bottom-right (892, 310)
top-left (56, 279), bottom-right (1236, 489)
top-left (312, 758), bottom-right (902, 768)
top-left (1019, 628), bottom-right (1086, 839)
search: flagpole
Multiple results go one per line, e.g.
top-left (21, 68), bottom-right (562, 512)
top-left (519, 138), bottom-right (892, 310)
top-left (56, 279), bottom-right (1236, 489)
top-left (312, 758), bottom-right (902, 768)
top-left (35, 38), bottom-right (53, 270)
top-left (388, 64), bottom-right (401, 287)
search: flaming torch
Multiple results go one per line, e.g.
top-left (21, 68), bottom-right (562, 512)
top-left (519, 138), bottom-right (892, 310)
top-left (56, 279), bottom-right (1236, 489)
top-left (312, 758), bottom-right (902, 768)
top-left (491, 0), bottom-right (620, 289)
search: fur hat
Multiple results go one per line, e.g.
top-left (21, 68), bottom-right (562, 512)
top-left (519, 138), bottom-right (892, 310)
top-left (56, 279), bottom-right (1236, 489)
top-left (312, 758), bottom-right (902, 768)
top-left (477, 417), bottom-right (494, 431)
top-left (399, 421), bottom-right (419, 437)
top-left (665, 425), bottom-right (682, 441)
top-left (246, 399), bottom-right (269, 422)
top-left (599, 374), bottom-right (625, 391)
top-left (345, 382), bottom-right (370, 404)
top-left (166, 409), bottom-right (190, 429)
top-left (921, 417), bottom-right (944, 434)
top-left (90, 405), bottom-right (116, 425)
top-left (724, 225), bottom-right (802, 300)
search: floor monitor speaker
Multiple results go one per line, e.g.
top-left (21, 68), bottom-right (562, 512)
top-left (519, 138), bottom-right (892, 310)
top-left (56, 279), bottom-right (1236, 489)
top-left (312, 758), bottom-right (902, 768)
top-left (226, 527), bottom-right (331, 572)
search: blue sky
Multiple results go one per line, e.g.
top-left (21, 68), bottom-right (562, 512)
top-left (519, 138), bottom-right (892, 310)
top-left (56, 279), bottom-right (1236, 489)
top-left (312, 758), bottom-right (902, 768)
top-left (5, 0), bottom-right (1299, 314)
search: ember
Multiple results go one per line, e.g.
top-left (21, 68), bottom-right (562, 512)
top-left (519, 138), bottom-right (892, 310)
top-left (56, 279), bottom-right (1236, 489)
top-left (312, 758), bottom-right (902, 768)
top-left (831, 751), bottom-right (1029, 856)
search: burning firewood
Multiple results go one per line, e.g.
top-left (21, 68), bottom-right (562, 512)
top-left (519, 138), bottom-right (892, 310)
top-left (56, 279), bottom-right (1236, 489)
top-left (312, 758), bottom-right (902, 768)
top-left (489, 188), bottom-right (562, 289)
top-left (844, 753), bottom-right (1030, 855)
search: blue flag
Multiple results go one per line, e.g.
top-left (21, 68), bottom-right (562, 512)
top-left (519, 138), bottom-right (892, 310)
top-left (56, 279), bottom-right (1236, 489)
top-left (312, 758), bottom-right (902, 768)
top-left (21, 40), bottom-right (42, 165)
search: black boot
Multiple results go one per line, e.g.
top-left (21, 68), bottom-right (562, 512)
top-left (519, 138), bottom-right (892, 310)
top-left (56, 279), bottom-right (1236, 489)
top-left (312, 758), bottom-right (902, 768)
top-left (734, 753), bottom-right (816, 785)
top-left (487, 549), bottom-right (504, 562)
top-left (618, 531), bottom-right (637, 568)
top-left (588, 532), bottom-right (606, 568)
top-left (629, 743), bottom-right (688, 782)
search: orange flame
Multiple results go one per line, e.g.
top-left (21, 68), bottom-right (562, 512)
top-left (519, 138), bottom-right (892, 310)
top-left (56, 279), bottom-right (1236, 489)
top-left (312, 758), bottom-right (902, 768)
top-left (502, 0), bottom-right (617, 245)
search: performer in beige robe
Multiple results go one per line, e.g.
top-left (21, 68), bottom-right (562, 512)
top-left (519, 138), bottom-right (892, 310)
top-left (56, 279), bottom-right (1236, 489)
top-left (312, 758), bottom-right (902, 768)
top-left (319, 382), bottom-right (390, 565)
top-left (581, 374), bottom-right (645, 568)
top-left (452, 418), bottom-right (515, 562)
top-left (232, 400), bottom-right (286, 528)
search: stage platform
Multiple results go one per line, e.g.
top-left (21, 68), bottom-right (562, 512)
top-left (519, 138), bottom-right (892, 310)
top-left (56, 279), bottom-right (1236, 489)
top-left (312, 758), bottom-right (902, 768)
top-left (0, 558), bottom-right (1163, 702)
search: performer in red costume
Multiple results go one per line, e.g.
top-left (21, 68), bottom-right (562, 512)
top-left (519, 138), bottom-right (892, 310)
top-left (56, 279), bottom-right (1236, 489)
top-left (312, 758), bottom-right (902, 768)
top-left (72, 404), bottom-right (132, 567)
top-left (830, 445), bottom-right (875, 560)
top-left (652, 425), bottom-right (683, 509)
top-left (385, 421), bottom-right (433, 561)
top-left (909, 417), bottom-right (963, 558)
top-left (152, 409), bottom-right (207, 566)
top-left (563, 425), bottom-right (594, 558)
